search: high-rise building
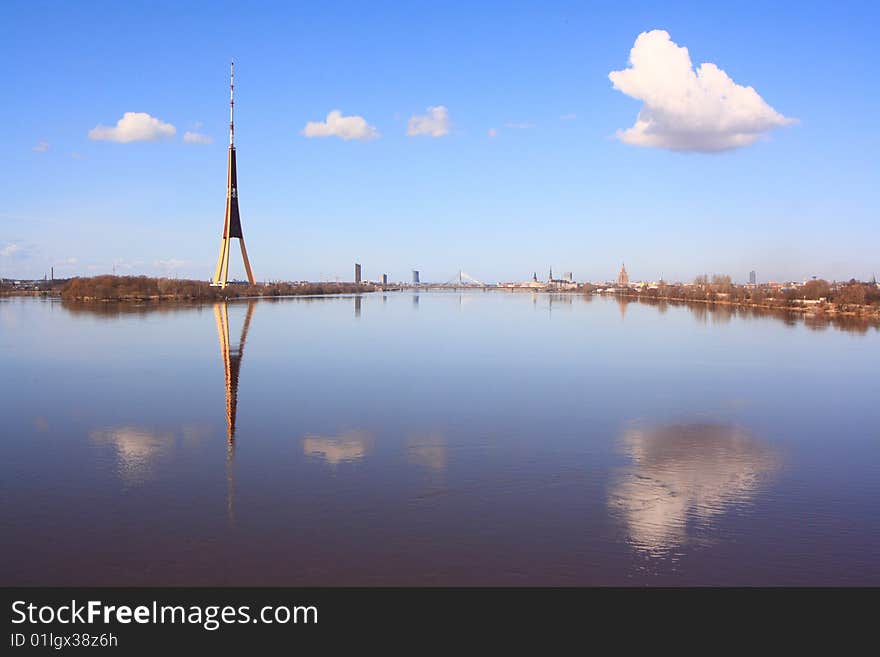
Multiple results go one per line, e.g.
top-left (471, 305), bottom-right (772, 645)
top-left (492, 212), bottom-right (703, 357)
top-left (618, 263), bottom-right (629, 287)
top-left (354, 263), bottom-right (362, 284)
top-left (381, 273), bottom-right (388, 286)
top-left (749, 270), bottom-right (757, 285)
top-left (412, 270), bottom-right (420, 284)
top-left (211, 61), bottom-right (255, 288)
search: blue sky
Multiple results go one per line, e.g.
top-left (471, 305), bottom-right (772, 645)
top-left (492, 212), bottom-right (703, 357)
top-left (2, 0), bottom-right (878, 283)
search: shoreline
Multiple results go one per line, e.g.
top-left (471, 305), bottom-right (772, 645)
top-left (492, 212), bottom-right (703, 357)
top-left (1, 276), bottom-right (385, 302)
top-left (604, 290), bottom-right (880, 321)
top-left (3, 279), bottom-right (879, 323)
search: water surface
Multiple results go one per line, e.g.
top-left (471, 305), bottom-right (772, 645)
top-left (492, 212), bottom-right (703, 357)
top-left (2, 293), bottom-right (878, 585)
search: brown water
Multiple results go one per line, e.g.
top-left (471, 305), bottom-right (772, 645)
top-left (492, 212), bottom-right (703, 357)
top-left (2, 293), bottom-right (878, 585)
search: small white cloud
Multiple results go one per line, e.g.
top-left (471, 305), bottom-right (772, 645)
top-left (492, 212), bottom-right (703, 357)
top-left (560, 113), bottom-right (577, 121)
top-left (32, 140), bottom-right (49, 152)
top-left (302, 110), bottom-right (379, 141)
top-left (183, 131), bottom-right (213, 145)
top-left (505, 121), bottom-right (535, 129)
top-left (487, 128), bottom-right (498, 138)
top-left (407, 106), bottom-right (450, 137)
top-left (71, 152), bottom-right (86, 160)
top-left (154, 258), bottom-right (187, 270)
top-left (1, 244), bottom-right (22, 257)
top-left (89, 112), bottom-right (177, 143)
top-left (609, 30), bottom-right (795, 152)
top-left (194, 121), bottom-right (203, 130)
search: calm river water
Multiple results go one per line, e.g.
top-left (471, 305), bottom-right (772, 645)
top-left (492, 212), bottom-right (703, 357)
top-left (2, 292), bottom-right (878, 585)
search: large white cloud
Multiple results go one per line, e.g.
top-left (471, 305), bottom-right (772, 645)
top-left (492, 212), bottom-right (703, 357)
top-left (302, 110), bottom-right (379, 141)
top-left (407, 106), bottom-right (450, 137)
top-left (89, 112), bottom-right (177, 143)
top-left (609, 30), bottom-right (794, 152)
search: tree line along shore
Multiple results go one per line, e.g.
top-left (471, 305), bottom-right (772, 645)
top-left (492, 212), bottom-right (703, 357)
top-left (595, 275), bottom-right (880, 320)
top-left (0, 275), bottom-right (381, 301)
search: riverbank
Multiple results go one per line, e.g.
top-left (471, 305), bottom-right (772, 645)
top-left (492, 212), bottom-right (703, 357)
top-left (605, 290), bottom-right (880, 321)
top-left (2, 276), bottom-right (382, 302)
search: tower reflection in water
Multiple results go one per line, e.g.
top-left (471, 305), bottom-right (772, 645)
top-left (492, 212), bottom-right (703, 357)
top-left (214, 300), bottom-right (255, 523)
top-left (608, 423), bottom-right (778, 556)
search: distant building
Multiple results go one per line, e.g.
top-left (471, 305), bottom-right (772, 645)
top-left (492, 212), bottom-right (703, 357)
top-left (546, 267), bottom-right (578, 290)
top-left (499, 271), bottom-right (546, 289)
top-left (412, 270), bottom-right (420, 284)
top-left (381, 273), bottom-right (388, 286)
top-left (354, 263), bottom-right (362, 284)
top-left (749, 270), bottom-right (757, 285)
top-left (618, 263), bottom-right (629, 287)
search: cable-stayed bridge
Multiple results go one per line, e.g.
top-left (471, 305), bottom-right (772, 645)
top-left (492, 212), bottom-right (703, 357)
top-left (436, 270), bottom-right (489, 288)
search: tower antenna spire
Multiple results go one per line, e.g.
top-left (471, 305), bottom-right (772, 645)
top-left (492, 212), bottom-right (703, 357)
top-left (229, 59), bottom-right (235, 147)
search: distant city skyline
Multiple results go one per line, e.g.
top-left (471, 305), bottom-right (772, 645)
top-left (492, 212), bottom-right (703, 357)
top-left (2, 2), bottom-right (878, 283)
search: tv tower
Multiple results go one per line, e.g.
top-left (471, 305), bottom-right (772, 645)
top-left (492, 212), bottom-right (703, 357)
top-left (211, 60), bottom-right (255, 288)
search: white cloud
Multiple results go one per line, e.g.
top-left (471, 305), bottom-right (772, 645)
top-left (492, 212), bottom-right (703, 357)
top-left (88, 112), bottom-right (177, 143)
top-left (407, 106), bottom-right (450, 137)
top-left (183, 131), bottom-right (213, 144)
top-left (609, 30), bottom-right (794, 152)
top-left (154, 258), bottom-right (187, 271)
top-left (302, 110), bottom-right (379, 141)
top-left (71, 152), bottom-right (86, 160)
top-left (487, 128), bottom-right (498, 138)
top-left (0, 243), bottom-right (24, 257)
top-left (505, 121), bottom-right (535, 129)
top-left (32, 140), bottom-right (49, 152)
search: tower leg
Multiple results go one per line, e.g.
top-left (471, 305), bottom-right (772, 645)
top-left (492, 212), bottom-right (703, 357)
top-left (219, 236), bottom-right (231, 289)
top-left (239, 238), bottom-right (255, 285)
top-left (212, 236), bottom-right (230, 288)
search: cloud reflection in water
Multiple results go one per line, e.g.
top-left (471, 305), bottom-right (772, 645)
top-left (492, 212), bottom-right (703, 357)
top-left (407, 433), bottom-right (447, 472)
top-left (89, 426), bottom-right (175, 486)
top-left (302, 430), bottom-right (373, 465)
top-left (608, 423), bottom-right (778, 555)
